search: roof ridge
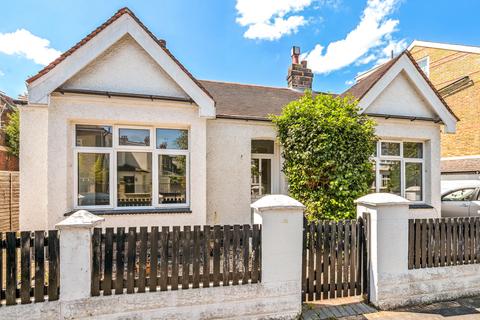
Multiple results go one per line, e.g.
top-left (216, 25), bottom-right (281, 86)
top-left (199, 79), bottom-right (328, 94)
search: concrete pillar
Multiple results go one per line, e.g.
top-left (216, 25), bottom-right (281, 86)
top-left (355, 193), bottom-right (410, 308)
top-left (56, 210), bottom-right (104, 301)
top-left (251, 194), bottom-right (305, 285)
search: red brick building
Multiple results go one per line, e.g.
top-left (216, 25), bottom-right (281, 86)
top-left (0, 92), bottom-right (22, 171)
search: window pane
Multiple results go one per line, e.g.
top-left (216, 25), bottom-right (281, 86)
top-left (381, 142), bottom-right (400, 156)
top-left (158, 155), bottom-right (187, 204)
top-left (78, 153), bottom-right (110, 206)
top-left (76, 125), bottom-right (112, 147)
top-left (405, 162), bottom-right (422, 201)
top-left (156, 129), bottom-right (188, 150)
top-left (119, 128), bottom-right (150, 146)
top-left (442, 188), bottom-right (476, 201)
top-left (261, 158), bottom-right (272, 195)
top-left (379, 160), bottom-right (401, 196)
top-left (251, 158), bottom-right (260, 201)
top-left (404, 142), bottom-right (423, 158)
top-left (117, 152), bottom-right (152, 206)
top-left (252, 140), bottom-right (274, 154)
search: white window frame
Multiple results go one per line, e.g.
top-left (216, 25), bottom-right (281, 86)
top-left (73, 124), bottom-right (190, 210)
top-left (372, 140), bottom-right (425, 203)
top-left (251, 140), bottom-right (277, 202)
top-left (417, 56), bottom-right (430, 78)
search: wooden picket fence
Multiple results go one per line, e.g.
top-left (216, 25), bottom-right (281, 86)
top-left (91, 224), bottom-right (261, 295)
top-left (302, 217), bottom-right (369, 302)
top-left (0, 231), bottom-right (60, 306)
top-left (408, 217), bottom-right (480, 269)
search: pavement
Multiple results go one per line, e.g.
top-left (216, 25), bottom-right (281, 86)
top-left (301, 296), bottom-right (480, 319)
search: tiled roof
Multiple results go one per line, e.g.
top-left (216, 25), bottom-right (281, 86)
top-left (25, 7), bottom-right (213, 100)
top-left (199, 80), bottom-right (328, 120)
top-left (342, 51), bottom-right (459, 121)
top-left (441, 158), bottom-right (480, 173)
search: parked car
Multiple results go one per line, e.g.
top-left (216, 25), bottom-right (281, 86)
top-left (441, 180), bottom-right (480, 217)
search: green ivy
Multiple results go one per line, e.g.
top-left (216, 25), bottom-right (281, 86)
top-left (4, 107), bottom-right (19, 157)
top-left (271, 92), bottom-right (377, 221)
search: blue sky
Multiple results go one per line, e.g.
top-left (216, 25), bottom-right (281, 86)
top-left (1, 0), bottom-right (479, 98)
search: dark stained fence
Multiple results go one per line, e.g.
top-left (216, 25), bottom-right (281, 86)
top-left (302, 217), bottom-right (369, 302)
top-left (0, 230), bottom-right (60, 306)
top-left (91, 224), bottom-right (261, 296)
top-left (408, 217), bottom-right (480, 269)
top-left (0, 171), bottom-right (19, 232)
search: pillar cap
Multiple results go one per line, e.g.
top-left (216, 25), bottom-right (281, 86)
top-left (355, 193), bottom-right (410, 207)
top-left (56, 210), bottom-right (104, 229)
top-left (251, 194), bottom-right (305, 213)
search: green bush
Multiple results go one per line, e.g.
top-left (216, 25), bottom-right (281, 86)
top-left (271, 92), bottom-right (377, 221)
top-left (4, 107), bottom-right (19, 157)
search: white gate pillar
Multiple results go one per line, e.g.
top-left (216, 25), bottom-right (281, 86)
top-left (355, 193), bottom-right (410, 308)
top-left (56, 210), bottom-right (104, 301)
top-left (251, 194), bottom-right (305, 285)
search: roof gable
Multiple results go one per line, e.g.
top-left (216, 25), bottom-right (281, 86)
top-left (27, 8), bottom-right (215, 117)
top-left (343, 51), bottom-right (458, 133)
top-left (365, 70), bottom-right (437, 119)
top-left (61, 35), bottom-right (188, 98)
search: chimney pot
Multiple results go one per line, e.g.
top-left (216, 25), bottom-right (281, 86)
top-left (287, 47), bottom-right (313, 91)
top-left (291, 46), bottom-right (300, 64)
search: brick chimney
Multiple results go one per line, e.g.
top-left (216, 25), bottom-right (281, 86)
top-left (287, 46), bottom-right (313, 90)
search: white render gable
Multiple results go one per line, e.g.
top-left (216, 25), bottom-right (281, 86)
top-left (358, 54), bottom-right (457, 133)
top-left (365, 70), bottom-right (437, 119)
top-left (27, 13), bottom-right (215, 117)
top-left (62, 35), bottom-right (189, 98)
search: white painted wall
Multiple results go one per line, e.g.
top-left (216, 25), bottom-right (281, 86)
top-left (62, 35), bottom-right (188, 98)
top-left (20, 93), bottom-right (208, 230)
top-left (19, 105), bottom-right (49, 230)
top-left (366, 70), bottom-right (437, 118)
top-left (206, 118), bottom-right (286, 225)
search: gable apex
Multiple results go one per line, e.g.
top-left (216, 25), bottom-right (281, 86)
top-left (26, 7), bottom-right (215, 117)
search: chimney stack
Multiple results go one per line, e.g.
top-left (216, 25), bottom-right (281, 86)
top-left (287, 46), bottom-right (313, 90)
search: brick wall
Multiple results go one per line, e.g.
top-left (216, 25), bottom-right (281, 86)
top-left (410, 46), bottom-right (480, 157)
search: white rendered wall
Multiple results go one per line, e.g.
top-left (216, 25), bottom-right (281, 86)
top-left (62, 35), bottom-right (188, 98)
top-left (35, 93), bottom-right (207, 230)
top-left (19, 105), bottom-right (49, 230)
top-left (206, 118), bottom-right (287, 225)
top-left (365, 70), bottom-right (437, 119)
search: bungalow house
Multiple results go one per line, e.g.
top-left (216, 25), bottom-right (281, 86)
top-left (20, 8), bottom-right (457, 230)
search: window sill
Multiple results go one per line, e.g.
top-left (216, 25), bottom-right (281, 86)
top-left (65, 208), bottom-right (192, 216)
top-left (409, 204), bottom-right (433, 209)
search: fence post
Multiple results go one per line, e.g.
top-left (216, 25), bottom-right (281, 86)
top-left (251, 194), bottom-right (305, 285)
top-left (355, 193), bottom-right (410, 309)
top-left (55, 210), bottom-right (104, 301)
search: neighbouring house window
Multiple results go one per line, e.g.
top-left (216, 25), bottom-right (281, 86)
top-left (74, 125), bottom-right (189, 209)
top-left (251, 140), bottom-right (274, 202)
top-left (372, 140), bottom-right (424, 202)
top-left (417, 56), bottom-right (430, 77)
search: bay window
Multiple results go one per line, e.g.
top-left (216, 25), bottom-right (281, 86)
top-left (74, 124), bottom-right (189, 209)
top-left (372, 140), bottom-right (424, 202)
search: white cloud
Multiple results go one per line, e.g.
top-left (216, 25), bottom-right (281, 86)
top-left (0, 29), bottom-right (61, 65)
top-left (375, 38), bottom-right (407, 65)
top-left (235, 0), bottom-right (313, 40)
top-left (303, 0), bottom-right (401, 74)
top-left (0, 69), bottom-right (4, 77)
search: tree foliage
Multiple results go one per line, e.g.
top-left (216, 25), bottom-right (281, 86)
top-left (4, 107), bottom-right (19, 157)
top-left (271, 93), bottom-right (377, 221)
